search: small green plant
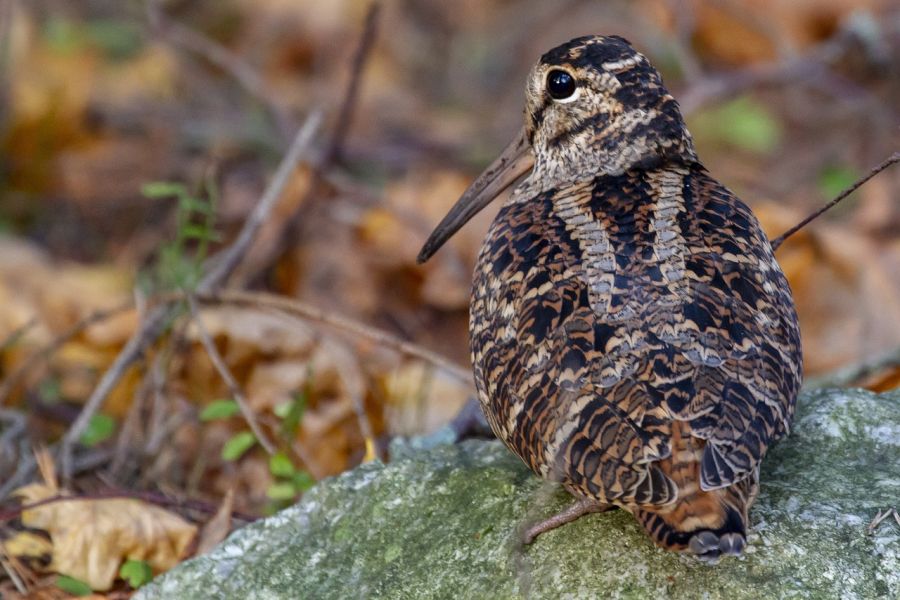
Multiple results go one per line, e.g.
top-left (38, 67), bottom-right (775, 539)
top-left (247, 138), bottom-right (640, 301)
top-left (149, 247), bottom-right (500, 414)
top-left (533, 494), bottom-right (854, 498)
top-left (688, 96), bottom-right (782, 155)
top-left (275, 382), bottom-right (310, 438)
top-left (119, 559), bottom-right (154, 589)
top-left (266, 451), bottom-right (315, 501)
top-left (201, 373), bottom-right (317, 504)
top-left (80, 413), bottom-right (116, 447)
top-left (818, 165), bottom-right (858, 201)
top-left (141, 180), bottom-right (220, 293)
top-left (56, 574), bottom-right (93, 596)
top-left (200, 399), bottom-right (241, 421)
top-left (266, 383), bottom-right (316, 504)
top-left (43, 16), bottom-right (143, 60)
top-left (221, 431), bottom-right (257, 461)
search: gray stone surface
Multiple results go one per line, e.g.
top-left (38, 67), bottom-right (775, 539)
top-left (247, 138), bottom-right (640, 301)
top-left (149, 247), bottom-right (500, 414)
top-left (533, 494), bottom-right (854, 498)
top-left (140, 388), bottom-right (900, 599)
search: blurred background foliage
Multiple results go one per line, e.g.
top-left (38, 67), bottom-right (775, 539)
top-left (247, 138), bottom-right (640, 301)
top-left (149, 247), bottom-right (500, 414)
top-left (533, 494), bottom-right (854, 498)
top-left (0, 0), bottom-right (899, 593)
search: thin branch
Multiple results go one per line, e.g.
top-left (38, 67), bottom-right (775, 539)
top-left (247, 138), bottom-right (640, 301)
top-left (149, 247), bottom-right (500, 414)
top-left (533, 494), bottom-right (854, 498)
top-left (246, 2), bottom-right (381, 284)
top-left (199, 110), bottom-right (323, 291)
top-left (0, 0), bottom-right (16, 135)
top-left (0, 489), bottom-right (258, 524)
top-left (0, 409), bottom-right (26, 462)
top-left (0, 316), bottom-right (36, 352)
top-left (771, 152), bottom-right (900, 251)
top-left (59, 306), bottom-right (170, 479)
top-left (197, 289), bottom-right (473, 385)
top-left (187, 294), bottom-right (276, 454)
top-left (322, 1), bottom-right (381, 166)
top-left (58, 113), bottom-right (322, 479)
top-left (0, 448), bottom-right (112, 500)
top-left (0, 550), bottom-right (28, 596)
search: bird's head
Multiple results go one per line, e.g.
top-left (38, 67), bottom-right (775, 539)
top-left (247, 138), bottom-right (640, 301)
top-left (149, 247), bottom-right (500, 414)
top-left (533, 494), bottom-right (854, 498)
top-left (418, 35), bottom-right (696, 263)
top-left (524, 35), bottom-right (696, 188)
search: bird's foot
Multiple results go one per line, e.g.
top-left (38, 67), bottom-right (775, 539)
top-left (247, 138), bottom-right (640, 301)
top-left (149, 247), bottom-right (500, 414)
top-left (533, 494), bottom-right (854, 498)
top-left (867, 507), bottom-right (900, 535)
top-left (523, 498), bottom-right (614, 544)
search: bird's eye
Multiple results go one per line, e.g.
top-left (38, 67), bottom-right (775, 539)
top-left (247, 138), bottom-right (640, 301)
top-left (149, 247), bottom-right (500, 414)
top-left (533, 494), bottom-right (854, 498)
top-left (546, 70), bottom-right (577, 100)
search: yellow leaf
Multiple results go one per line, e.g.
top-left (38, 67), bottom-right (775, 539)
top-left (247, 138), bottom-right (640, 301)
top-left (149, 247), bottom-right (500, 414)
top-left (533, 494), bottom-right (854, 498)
top-left (2, 531), bottom-right (53, 561)
top-left (15, 484), bottom-right (197, 591)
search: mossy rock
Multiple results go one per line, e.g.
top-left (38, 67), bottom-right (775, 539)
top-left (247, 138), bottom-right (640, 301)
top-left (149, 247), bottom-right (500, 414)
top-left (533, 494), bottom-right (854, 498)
top-left (140, 388), bottom-right (900, 599)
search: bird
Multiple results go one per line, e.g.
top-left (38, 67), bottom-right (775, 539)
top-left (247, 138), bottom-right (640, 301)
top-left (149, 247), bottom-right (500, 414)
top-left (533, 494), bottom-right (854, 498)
top-left (416, 35), bottom-right (802, 561)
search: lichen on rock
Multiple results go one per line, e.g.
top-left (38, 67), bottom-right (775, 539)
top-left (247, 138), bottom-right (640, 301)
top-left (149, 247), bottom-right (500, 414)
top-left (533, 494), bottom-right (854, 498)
top-left (140, 388), bottom-right (900, 599)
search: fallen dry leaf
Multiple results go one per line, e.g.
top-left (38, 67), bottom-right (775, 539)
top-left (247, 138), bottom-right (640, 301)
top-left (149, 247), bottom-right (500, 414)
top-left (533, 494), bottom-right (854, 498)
top-left (195, 488), bottom-right (234, 556)
top-left (12, 484), bottom-right (197, 591)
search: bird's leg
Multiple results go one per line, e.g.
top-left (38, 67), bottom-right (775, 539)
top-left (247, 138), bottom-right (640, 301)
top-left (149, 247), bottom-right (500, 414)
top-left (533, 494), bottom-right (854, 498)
top-left (523, 498), bottom-right (614, 544)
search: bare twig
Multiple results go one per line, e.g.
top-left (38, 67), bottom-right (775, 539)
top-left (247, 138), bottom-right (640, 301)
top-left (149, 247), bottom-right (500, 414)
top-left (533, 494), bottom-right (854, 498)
top-left (144, 347), bottom-right (172, 457)
top-left (197, 289), bottom-right (473, 384)
top-left (108, 362), bottom-right (152, 479)
top-left (187, 294), bottom-right (276, 454)
top-left (0, 550), bottom-right (28, 596)
top-left (0, 448), bottom-right (112, 500)
top-left (59, 306), bottom-right (171, 479)
top-left (323, 339), bottom-right (382, 461)
top-left (322, 1), bottom-right (381, 166)
top-left (0, 316), bottom-right (36, 352)
top-left (867, 508), bottom-right (900, 536)
top-left (200, 110), bottom-right (323, 291)
top-left (0, 0), bottom-right (16, 134)
top-left (0, 409), bottom-right (26, 462)
top-left (771, 152), bottom-right (900, 251)
top-left (58, 113), bottom-right (322, 479)
top-left (0, 489), bottom-right (258, 524)
top-left (145, 0), bottom-right (294, 139)
top-left (249, 2), bottom-right (381, 283)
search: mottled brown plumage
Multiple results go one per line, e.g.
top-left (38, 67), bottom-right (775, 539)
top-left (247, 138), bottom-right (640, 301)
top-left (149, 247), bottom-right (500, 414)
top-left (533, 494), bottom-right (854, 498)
top-left (419, 35), bottom-right (802, 560)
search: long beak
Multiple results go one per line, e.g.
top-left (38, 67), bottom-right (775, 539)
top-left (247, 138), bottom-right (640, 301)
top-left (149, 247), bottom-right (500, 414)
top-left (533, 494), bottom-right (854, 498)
top-left (416, 127), bottom-right (534, 264)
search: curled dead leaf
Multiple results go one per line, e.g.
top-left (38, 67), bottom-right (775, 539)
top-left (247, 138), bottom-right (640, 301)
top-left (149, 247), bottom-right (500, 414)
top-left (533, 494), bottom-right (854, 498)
top-left (12, 484), bottom-right (196, 591)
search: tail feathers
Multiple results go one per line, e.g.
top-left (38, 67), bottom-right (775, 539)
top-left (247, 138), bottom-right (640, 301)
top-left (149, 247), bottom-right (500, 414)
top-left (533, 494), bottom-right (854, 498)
top-left (634, 502), bottom-right (747, 561)
top-left (632, 420), bottom-right (759, 560)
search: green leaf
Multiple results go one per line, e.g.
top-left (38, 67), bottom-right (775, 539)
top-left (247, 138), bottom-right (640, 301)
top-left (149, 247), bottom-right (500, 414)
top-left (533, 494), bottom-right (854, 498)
top-left (84, 19), bottom-right (143, 60)
top-left (200, 399), bottom-right (241, 421)
top-left (80, 413), bottom-right (116, 447)
top-left (292, 470), bottom-right (315, 492)
top-left (269, 452), bottom-right (296, 478)
top-left (273, 400), bottom-right (292, 419)
top-left (222, 431), bottom-right (256, 461)
top-left (279, 388), bottom-right (308, 437)
top-left (141, 181), bottom-right (187, 199)
top-left (43, 18), bottom-right (81, 54)
top-left (689, 97), bottom-right (781, 155)
top-left (181, 223), bottom-right (222, 242)
top-left (266, 482), bottom-right (297, 500)
top-left (119, 559), bottom-right (154, 588)
top-left (178, 196), bottom-right (216, 215)
top-left (56, 575), bottom-right (93, 596)
top-left (818, 166), bottom-right (858, 200)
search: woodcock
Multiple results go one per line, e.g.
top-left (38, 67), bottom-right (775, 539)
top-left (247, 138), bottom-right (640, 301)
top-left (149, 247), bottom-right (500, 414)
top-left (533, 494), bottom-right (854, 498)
top-left (417, 35), bottom-right (802, 561)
